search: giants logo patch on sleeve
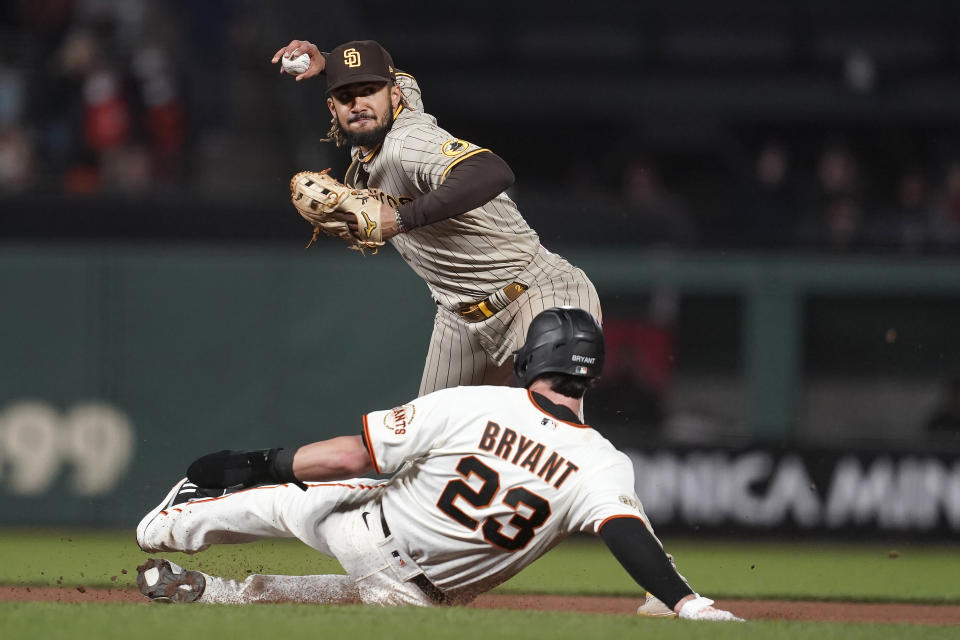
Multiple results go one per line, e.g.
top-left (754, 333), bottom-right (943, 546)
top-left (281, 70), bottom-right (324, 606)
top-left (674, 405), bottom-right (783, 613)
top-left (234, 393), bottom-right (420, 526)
top-left (383, 404), bottom-right (416, 435)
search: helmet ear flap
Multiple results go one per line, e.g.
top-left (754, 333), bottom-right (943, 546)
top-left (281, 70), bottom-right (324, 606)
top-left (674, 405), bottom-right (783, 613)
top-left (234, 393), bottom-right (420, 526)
top-left (512, 346), bottom-right (529, 382)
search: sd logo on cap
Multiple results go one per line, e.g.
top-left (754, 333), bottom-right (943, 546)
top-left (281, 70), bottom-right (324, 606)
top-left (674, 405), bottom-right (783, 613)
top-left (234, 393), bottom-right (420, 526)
top-left (325, 40), bottom-right (396, 94)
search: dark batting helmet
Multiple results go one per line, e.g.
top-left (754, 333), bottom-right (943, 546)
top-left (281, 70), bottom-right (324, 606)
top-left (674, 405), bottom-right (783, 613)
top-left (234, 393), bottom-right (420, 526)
top-left (513, 307), bottom-right (604, 388)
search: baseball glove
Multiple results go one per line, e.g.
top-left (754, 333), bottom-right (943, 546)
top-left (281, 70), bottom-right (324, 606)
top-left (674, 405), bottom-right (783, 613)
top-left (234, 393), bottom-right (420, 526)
top-left (289, 169), bottom-right (386, 254)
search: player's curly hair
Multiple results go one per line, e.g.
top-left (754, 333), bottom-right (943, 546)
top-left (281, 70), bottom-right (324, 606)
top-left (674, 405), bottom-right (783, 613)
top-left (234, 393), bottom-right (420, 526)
top-left (323, 90), bottom-right (410, 147)
top-left (323, 118), bottom-right (348, 148)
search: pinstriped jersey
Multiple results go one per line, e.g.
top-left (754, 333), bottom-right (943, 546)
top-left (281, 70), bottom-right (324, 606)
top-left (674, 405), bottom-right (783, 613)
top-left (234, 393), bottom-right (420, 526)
top-left (393, 72), bottom-right (429, 118)
top-left (344, 81), bottom-right (544, 308)
top-left (362, 386), bottom-right (649, 600)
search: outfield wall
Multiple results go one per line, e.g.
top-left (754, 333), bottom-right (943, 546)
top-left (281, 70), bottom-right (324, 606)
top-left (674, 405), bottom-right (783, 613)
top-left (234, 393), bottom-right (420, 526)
top-left (1, 244), bottom-right (959, 535)
top-left (627, 447), bottom-right (960, 538)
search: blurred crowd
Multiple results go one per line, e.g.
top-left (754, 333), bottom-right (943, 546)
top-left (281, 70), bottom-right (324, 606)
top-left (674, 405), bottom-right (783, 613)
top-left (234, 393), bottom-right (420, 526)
top-left (1, 1), bottom-right (187, 194)
top-left (0, 0), bottom-right (255, 197)
top-left (2, 2), bottom-right (960, 254)
top-left (728, 139), bottom-right (960, 253)
top-left (585, 139), bottom-right (960, 254)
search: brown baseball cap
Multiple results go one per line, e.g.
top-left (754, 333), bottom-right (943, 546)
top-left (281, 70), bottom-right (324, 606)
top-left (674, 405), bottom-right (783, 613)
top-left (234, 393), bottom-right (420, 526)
top-left (325, 40), bottom-right (396, 94)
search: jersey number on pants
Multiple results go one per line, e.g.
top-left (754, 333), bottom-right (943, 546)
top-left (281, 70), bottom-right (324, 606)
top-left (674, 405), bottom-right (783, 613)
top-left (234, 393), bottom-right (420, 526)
top-left (437, 455), bottom-right (551, 551)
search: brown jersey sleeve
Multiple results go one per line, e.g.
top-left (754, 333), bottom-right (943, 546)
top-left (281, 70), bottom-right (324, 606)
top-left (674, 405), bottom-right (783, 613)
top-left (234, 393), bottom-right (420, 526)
top-left (600, 517), bottom-right (695, 609)
top-left (397, 151), bottom-right (515, 230)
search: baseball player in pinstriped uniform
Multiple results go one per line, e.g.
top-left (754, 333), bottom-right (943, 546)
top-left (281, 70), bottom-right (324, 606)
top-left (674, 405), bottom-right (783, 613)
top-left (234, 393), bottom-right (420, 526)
top-left (135, 307), bottom-right (742, 622)
top-left (273, 40), bottom-right (601, 396)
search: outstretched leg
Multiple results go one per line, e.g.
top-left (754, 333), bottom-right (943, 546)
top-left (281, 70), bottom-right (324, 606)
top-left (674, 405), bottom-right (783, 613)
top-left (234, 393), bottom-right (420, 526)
top-left (137, 557), bottom-right (362, 604)
top-left (136, 478), bottom-right (432, 606)
top-left (137, 477), bottom-right (385, 554)
top-left (199, 573), bottom-right (362, 604)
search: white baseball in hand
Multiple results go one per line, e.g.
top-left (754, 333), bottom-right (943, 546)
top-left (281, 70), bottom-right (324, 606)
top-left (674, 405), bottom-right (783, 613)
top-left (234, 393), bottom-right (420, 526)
top-left (281, 52), bottom-right (311, 76)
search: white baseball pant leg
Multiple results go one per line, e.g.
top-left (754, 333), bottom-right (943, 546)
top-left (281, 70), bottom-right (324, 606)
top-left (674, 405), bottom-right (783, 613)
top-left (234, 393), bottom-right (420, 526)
top-left (138, 480), bottom-right (432, 606)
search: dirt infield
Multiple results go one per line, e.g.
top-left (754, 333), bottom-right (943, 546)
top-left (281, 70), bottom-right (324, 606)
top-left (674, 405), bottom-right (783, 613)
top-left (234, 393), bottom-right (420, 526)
top-left (1, 586), bottom-right (958, 624)
top-left (474, 594), bottom-right (960, 624)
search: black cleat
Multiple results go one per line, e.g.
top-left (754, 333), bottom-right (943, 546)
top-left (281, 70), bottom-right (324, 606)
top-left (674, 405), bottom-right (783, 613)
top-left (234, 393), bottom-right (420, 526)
top-left (136, 478), bottom-right (231, 552)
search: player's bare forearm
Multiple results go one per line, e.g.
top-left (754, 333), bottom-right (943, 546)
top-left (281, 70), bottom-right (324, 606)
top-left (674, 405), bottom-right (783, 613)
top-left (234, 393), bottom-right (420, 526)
top-left (292, 436), bottom-right (374, 481)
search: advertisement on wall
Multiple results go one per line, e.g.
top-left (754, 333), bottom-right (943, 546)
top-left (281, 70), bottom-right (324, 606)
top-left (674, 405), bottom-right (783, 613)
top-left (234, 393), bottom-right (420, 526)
top-left (628, 447), bottom-right (960, 538)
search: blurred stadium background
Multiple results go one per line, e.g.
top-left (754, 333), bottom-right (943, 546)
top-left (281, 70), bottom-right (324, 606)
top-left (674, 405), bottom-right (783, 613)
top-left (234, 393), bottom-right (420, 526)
top-left (1, 0), bottom-right (959, 541)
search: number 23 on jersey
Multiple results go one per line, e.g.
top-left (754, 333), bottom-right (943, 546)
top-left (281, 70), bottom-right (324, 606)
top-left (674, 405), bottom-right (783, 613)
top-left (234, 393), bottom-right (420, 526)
top-left (436, 455), bottom-right (551, 551)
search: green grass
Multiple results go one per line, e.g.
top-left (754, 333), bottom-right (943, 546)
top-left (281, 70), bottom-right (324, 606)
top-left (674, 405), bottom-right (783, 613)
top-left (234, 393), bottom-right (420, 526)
top-left (1, 601), bottom-right (959, 640)
top-left (1, 529), bottom-right (958, 640)
top-left (0, 528), bottom-right (343, 591)
top-left (510, 538), bottom-right (960, 603)
top-left (0, 528), bottom-right (958, 603)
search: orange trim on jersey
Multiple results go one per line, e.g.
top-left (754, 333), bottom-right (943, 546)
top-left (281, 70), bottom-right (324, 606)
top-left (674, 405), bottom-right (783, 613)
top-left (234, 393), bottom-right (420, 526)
top-left (362, 414), bottom-right (382, 474)
top-left (157, 483), bottom-right (296, 513)
top-left (597, 514), bottom-right (648, 532)
top-left (440, 148), bottom-right (490, 182)
top-left (158, 481), bottom-right (383, 514)
top-left (303, 482), bottom-right (383, 490)
top-left (526, 389), bottom-right (591, 429)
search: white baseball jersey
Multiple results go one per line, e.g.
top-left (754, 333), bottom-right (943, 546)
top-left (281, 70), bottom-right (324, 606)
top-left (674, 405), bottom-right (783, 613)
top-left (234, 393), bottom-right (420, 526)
top-left (363, 385), bottom-right (651, 600)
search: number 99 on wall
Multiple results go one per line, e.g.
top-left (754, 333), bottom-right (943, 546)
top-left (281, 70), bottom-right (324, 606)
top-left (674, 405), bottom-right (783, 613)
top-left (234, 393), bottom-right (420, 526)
top-left (0, 401), bottom-right (135, 496)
